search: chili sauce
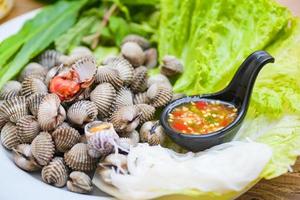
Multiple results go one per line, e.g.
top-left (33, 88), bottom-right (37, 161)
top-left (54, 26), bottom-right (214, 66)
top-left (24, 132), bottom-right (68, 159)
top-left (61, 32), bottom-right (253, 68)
top-left (168, 100), bottom-right (238, 135)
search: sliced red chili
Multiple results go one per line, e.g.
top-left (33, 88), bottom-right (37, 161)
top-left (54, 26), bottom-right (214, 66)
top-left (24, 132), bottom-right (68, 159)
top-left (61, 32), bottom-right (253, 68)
top-left (172, 111), bottom-right (184, 117)
top-left (172, 122), bottom-right (188, 131)
top-left (195, 101), bottom-right (207, 110)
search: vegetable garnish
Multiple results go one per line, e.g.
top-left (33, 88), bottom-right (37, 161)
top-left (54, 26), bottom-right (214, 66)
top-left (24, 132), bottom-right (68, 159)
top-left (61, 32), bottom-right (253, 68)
top-left (168, 100), bottom-right (237, 134)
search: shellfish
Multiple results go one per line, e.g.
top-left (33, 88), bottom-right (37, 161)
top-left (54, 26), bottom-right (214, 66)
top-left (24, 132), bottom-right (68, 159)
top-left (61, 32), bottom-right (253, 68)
top-left (52, 126), bottom-right (80, 153)
top-left (95, 66), bottom-right (123, 90)
top-left (67, 171), bottom-right (93, 194)
top-left (16, 115), bottom-right (40, 144)
top-left (41, 157), bottom-right (68, 188)
top-left (112, 87), bottom-right (133, 112)
top-left (146, 83), bottom-right (173, 108)
top-left (1, 122), bottom-right (20, 150)
top-left (99, 153), bottom-right (128, 175)
top-left (146, 73), bottom-right (172, 90)
top-left (31, 132), bottom-right (55, 166)
top-left (0, 96), bottom-right (28, 123)
top-left (122, 34), bottom-right (150, 50)
top-left (38, 94), bottom-right (66, 131)
top-left (19, 62), bottom-right (47, 82)
top-left (133, 92), bottom-right (150, 105)
top-left (26, 93), bottom-right (46, 117)
top-left (144, 48), bottom-right (157, 68)
top-left (140, 121), bottom-right (166, 145)
top-left (64, 143), bottom-right (97, 171)
top-left (118, 130), bottom-right (140, 151)
top-left (160, 55), bottom-right (183, 77)
top-left (70, 46), bottom-right (93, 60)
top-left (39, 50), bottom-right (62, 69)
top-left (0, 80), bottom-right (22, 100)
top-left (12, 144), bottom-right (41, 172)
top-left (21, 77), bottom-right (48, 98)
top-left (67, 100), bottom-right (98, 126)
top-left (130, 66), bottom-right (148, 93)
top-left (135, 104), bottom-right (156, 125)
top-left (90, 83), bottom-right (116, 119)
top-left (121, 42), bottom-right (145, 67)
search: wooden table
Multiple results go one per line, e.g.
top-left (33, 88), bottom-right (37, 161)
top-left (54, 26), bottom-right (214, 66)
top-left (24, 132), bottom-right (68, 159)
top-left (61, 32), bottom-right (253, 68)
top-left (1, 0), bottom-right (300, 199)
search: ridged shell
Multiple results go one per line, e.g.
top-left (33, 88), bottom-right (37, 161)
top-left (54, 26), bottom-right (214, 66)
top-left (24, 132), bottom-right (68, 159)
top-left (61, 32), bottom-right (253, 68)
top-left (133, 92), bottom-right (150, 105)
top-left (0, 101), bottom-right (7, 128)
top-left (130, 66), bottom-right (148, 93)
top-left (106, 56), bottom-right (134, 86)
top-left (110, 106), bottom-right (141, 136)
top-left (67, 171), bottom-right (93, 194)
top-left (19, 62), bottom-right (47, 82)
top-left (112, 87), bottom-right (133, 112)
top-left (41, 157), bottom-right (68, 187)
top-left (13, 144), bottom-right (41, 172)
top-left (95, 66), bottom-right (123, 89)
top-left (39, 50), bottom-right (62, 69)
top-left (118, 130), bottom-right (139, 150)
top-left (38, 94), bottom-right (66, 131)
top-left (147, 73), bottom-right (172, 90)
top-left (52, 126), bottom-right (80, 153)
top-left (21, 77), bottom-right (48, 98)
top-left (122, 34), bottom-right (150, 50)
top-left (90, 83), bottom-right (116, 119)
top-left (1, 122), bottom-right (20, 150)
top-left (70, 46), bottom-right (93, 58)
top-left (26, 93), bottom-right (46, 117)
top-left (71, 56), bottom-right (97, 87)
top-left (44, 66), bottom-right (59, 87)
top-left (31, 132), bottom-right (55, 166)
top-left (64, 143), bottom-right (97, 171)
top-left (140, 121), bottom-right (166, 145)
top-left (161, 55), bottom-right (184, 76)
top-left (144, 48), bottom-right (157, 68)
top-left (0, 96), bottom-right (28, 123)
top-left (147, 84), bottom-right (173, 108)
top-left (67, 100), bottom-right (98, 126)
top-left (121, 42), bottom-right (145, 67)
top-left (0, 81), bottom-right (22, 100)
top-left (100, 153), bottom-right (128, 173)
top-left (135, 104), bottom-right (156, 125)
top-left (16, 115), bottom-right (40, 144)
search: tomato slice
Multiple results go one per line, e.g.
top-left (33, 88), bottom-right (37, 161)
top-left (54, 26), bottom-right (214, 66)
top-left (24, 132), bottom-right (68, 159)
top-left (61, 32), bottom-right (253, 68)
top-left (195, 101), bottom-right (207, 110)
top-left (172, 122), bottom-right (188, 132)
top-left (172, 111), bottom-right (184, 117)
top-left (220, 119), bottom-right (229, 127)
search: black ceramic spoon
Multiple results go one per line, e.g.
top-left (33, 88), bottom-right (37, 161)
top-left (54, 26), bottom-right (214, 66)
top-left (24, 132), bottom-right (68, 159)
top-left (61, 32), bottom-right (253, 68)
top-left (160, 50), bottom-right (274, 152)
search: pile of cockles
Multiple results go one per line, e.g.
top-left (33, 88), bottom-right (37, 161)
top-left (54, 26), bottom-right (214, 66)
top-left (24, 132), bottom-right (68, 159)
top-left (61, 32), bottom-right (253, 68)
top-left (0, 34), bottom-right (184, 194)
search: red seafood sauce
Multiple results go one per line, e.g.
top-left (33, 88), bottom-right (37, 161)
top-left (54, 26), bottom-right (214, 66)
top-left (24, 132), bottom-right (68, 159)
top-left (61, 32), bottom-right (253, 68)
top-left (168, 100), bottom-right (238, 135)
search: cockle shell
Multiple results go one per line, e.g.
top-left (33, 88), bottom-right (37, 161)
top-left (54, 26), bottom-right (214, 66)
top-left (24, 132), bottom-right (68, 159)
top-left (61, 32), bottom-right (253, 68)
top-left (44, 66), bottom-right (60, 87)
top-left (95, 66), bottom-right (123, 90)
top-left (118, 130), bottom-right (139, 151)
top-left (70, 46), bottom-right (93, 59)
top-left (19, 62), bottom-right (47, 82)
top-left (147, 83), bottom-right (173, 108)
top-left (146, 73), bottom-right (172, 90)
top-left (0, 81), bottom-right (22, 100)
top-left (130, 66), bottom-right (148, 93)
top-left (31, 132), bottom-right (55, 166)
top-left (135, 104), bottom-right (156, 125)
top-left (16, 115), bottom-right (40, 144)
top-left (161, 55), bottom-right (184, 76)
top-left (21, 77), bottom-right (48, 98)
top-left (12, 144), bottom-right (41, 172)
top-left (133, 92), bottom-right (150, 105)
top-left (121, 42), bottom-right (145, 67)
top-left (67, 171), bottom-right (93, 194)
top-left (1, 122), bottom-right (20, 150)
top-left (67, 100), bottom-right (98, 126)
top-left (26, 93), bottom-right (46, 117)
top-left (52, 126), bottom-right (80, 153)
top-left (0, 96), bottom-right (28, 123)
top-left (99, 153), bottom-right (128, 174)
top-left (144, 48), bottom-right (157, 68)
top-left (0, 103), bottom-right (7, 129)
top-left (110, 106), bottom-right (141, 136)
top-left (172, 93), bottom-right (185, 101)
top-left (140, 121), bottom-right (166, 145)
top-left (39, 50), bottom-right (62, 69)
top-left (41, 157), bottom-right (68, 188)
top-left (122, 34), bottom-right (150, 50)
top-left (90, 83), bottom-right (116, 119)
top-left (112, 87), bottom-right (133, 112)
top-left (38, 94), bottom-right (66, 131)
top-left (106, 56), bottom-right (134, 86)
top-left (64, 143), bottom-right (97, 171)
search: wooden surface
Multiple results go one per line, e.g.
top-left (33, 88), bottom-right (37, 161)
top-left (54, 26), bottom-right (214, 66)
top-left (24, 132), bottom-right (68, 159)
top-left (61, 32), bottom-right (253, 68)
top-left (1, 0), bottom-right (300, 200)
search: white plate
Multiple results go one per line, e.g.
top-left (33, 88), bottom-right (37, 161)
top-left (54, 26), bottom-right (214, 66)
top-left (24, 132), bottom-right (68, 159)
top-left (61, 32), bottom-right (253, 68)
top-left (0, 10), bottom-right (112, 200)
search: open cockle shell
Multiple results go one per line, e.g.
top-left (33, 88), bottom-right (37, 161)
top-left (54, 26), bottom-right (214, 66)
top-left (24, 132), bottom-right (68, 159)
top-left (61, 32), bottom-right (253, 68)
top-left (52, 126), bottom-right (80, 153)
top-left (19, 62), bottom-right (47, 82)
top-left (16, 115), bottom-right (40, 144)
top-left (12, 144), bottom-right (41, 172)
top-left (1, 122), bottom-right (20, 150)
top-left (67, 171), bottom-right (93, 194)
top-left (64, 143), bottom-right (97, 172)
top-left (31, 132), bottom-right (55, 166)
top-left (44, 66), bottom-right (60, 87)
top-left (41, 157), bottom-right (68, 188)
top-left (95, 66), bottom-right (124, 90)
top-left (135, 104), bottom-right (156, 125)
top-left (67, 100), bottom-right (98, 126)
top-left (121, 42), bottom-right (145, 67)
top-left (0, 80), bottom-right (22, 100)
top-left (39, 50), bottom-right (63, 69)
top-left (146, 83), bottom-right (173, 108)
top-left (133, 92), bottom-right (150, 105)
top-left (122, 34), bottom-right (150, 50)
top-left (90, 83), bottom-right (116, 119)
top-left (0, 96), bottom-right (28, 123)
top-left (112, 87), bottom-right (134, 112)
top-left (26, 93), bottom-right (46, 117)
top-left (130, 66), bottom-right (148, 93)
top-left (161, 55), bottom-right (184, 77)
top-left (140, 121), bottom-right (166, 145)
top-left (38, 94), bottom-right (66, 131)
top-left (105, 56), bottom-right (134, 86)
top-left (21, 77), bottom-right (48, 98)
